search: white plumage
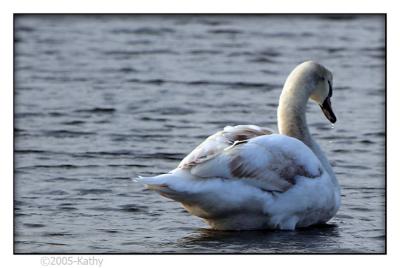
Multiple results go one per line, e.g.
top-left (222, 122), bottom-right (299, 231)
top-left (138, 61), bottom-right (341, 230)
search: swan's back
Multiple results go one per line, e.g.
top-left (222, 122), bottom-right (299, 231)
top-left (179, 125), bottom-right (273, 169)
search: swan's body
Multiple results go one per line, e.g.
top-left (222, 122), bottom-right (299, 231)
top-left (139, 61), bottom-right (341, 230)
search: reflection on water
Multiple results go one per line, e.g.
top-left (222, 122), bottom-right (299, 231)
top-left (178, 224), bottom-right (343, 253)
top-left (14, 15), bottom-right (385, 253)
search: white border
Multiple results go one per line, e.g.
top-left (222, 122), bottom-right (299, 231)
top-left (1, 0), bottom-right (399, 267)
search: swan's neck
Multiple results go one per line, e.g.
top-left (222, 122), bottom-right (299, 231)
top-left (277, 88), bottom-right (313, 148)
top-left (277, 84), bottom-right (338, 185)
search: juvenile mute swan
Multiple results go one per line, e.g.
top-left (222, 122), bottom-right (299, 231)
top-left (139, 61), bottom-right (341, 230)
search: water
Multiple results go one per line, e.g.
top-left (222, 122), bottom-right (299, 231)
top-left (14, 15), bottom-right (385, 253)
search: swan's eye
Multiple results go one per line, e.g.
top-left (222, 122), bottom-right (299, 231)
top-left (328, 81), bottom-right (333, 97)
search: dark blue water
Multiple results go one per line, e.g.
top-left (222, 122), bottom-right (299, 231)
top-left (14, 15), bottom-right (385, 253)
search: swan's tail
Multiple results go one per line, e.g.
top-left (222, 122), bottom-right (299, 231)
top-left (135, 171), bottom-right (195, 201)
top-left (135, 171), bottom-right (270, 221)
top-left (136, 173), bottom-right (174, 190)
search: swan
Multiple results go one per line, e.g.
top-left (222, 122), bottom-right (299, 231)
top-left (138, 61), bottom-right (341, 230)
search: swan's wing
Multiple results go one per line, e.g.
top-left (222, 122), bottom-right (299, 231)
top-left (186, 134), bottom-right (324, 192)
top-left (178, 125), bottom-right (273, 169)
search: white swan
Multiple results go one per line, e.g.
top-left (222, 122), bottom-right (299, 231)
top-left (138, 61), bottom-right (341, 230)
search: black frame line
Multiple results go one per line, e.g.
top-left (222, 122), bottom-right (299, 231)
top-left (12, 13), bottom-right (387, 255)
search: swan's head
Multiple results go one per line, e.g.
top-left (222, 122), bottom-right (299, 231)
top-left (308, 63), bottom-right (336, 123)
top-left (288, 61), bottom-right (337, 123)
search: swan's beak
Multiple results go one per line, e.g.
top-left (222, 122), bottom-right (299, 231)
top-left (320, 97), bottom-right (337, 123)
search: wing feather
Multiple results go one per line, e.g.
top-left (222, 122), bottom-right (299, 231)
top-left (178, 125), bottom-right (273, 169)
top-left (179, 129), bottom-right (323, 193)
